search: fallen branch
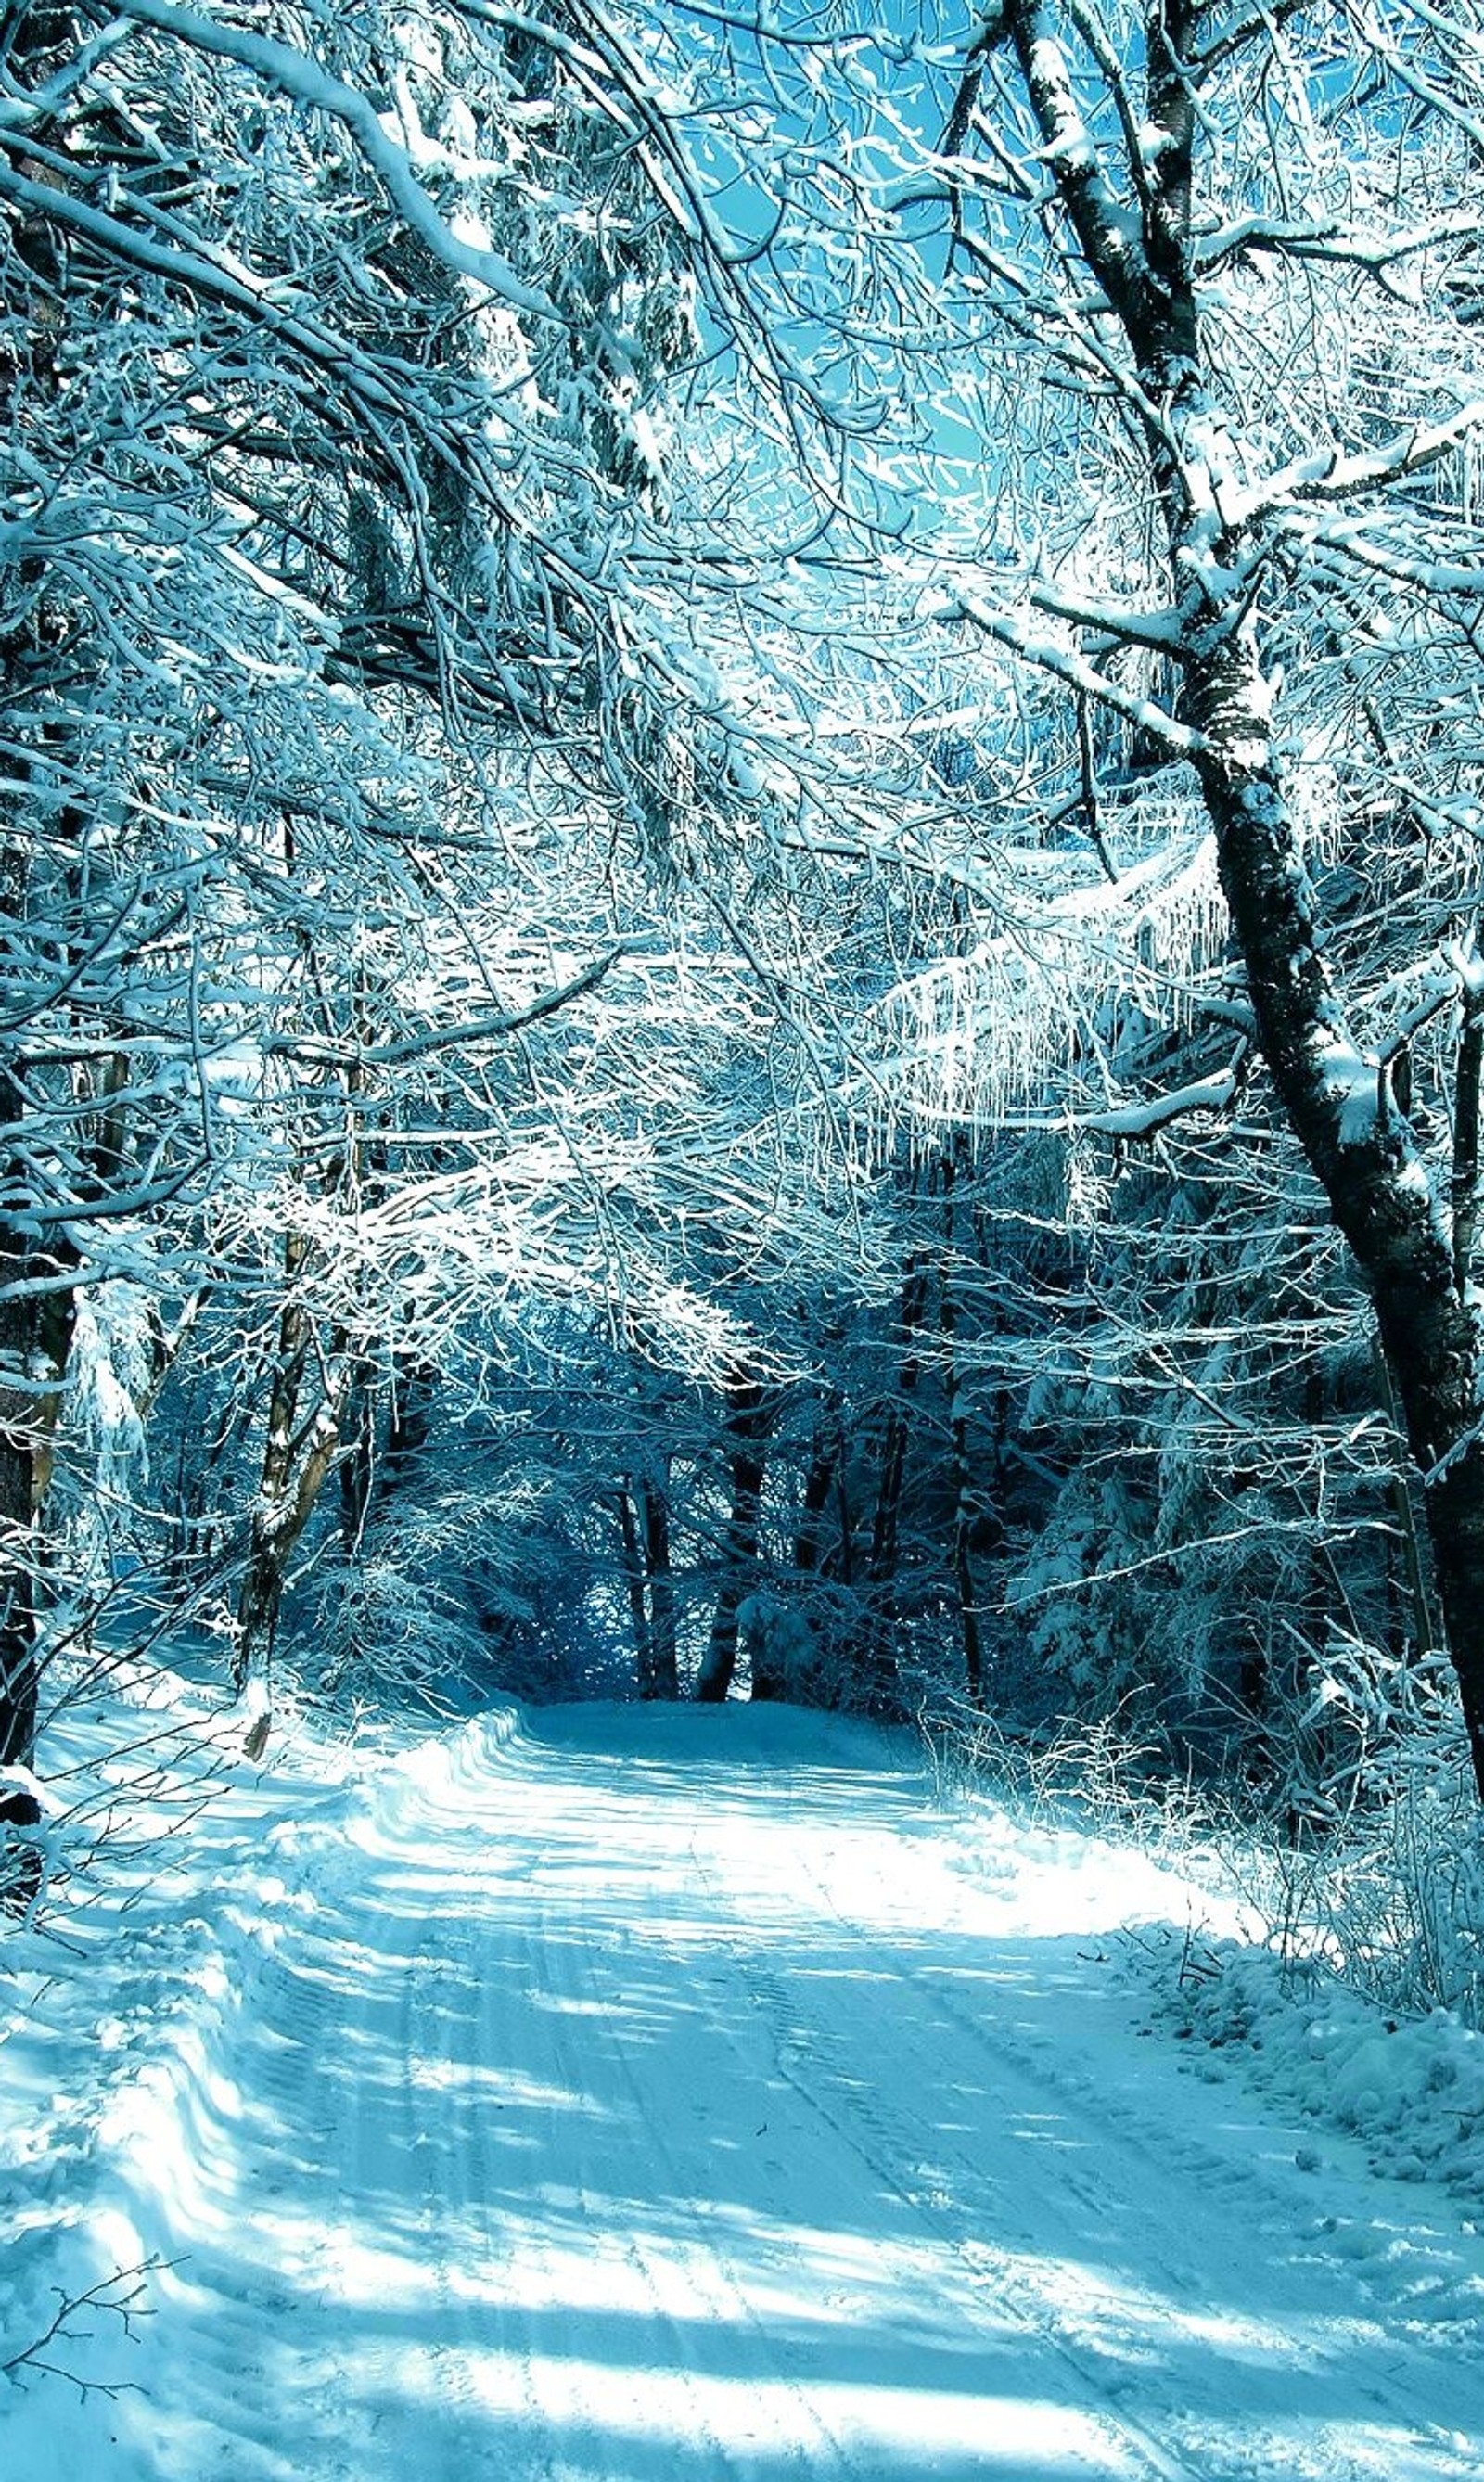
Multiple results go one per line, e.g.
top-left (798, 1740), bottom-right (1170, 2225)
top-left (2, 2256), bottom-right (173, 2399)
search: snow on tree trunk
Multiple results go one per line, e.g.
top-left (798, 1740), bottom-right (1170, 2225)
top-left (986, 0), bottom-right (1484, 1799)
top-left (642, 1479), bottom-right (680, 1702)
top-left (1187, 623), bottom-right (1484, 1792)
top-left (235, 1232), bottom-right (350, 1695)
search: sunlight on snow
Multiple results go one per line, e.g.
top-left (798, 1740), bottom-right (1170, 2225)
top-left (405, 2056), bottom-right (615, 2117)
top-left (413, 2351), bottom-right (1151, 2476)
top-left (13, 1695), bottom-right (1484, 2482)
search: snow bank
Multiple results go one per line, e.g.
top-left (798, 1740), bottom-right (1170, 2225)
top-left (1152, 1935), bottom-right (1484, 2199)
top-left (0, 1663), bottom-right (362, 2426)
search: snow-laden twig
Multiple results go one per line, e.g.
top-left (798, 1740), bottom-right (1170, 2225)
top-left (112, 0), bottom-right (558, 319)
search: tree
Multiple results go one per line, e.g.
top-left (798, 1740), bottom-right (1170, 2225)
top-left (637, 0), bottom-right (1484, 1792)
top-left (944, 0), bottom-right (1484, 1796)
top-left (0, 0), bottom-right (736, 1772)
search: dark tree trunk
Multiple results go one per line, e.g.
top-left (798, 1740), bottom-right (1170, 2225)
top-left (383, 1358), bottom-right (436, 1488)
top-left (0, 1127), bottom-right (41, 1775)
top-left (0, 1439), bottom-right (39, 1780)
top-left (794, 1423), bottom-right (839, 1576)
top-left (614, 1471), bottom-right (680, 1699)
top-left (0, 1054), bottom-right (77, 1777)
top-left (614, 1485), bottom-right (656, 1695)
top-left (748, 1625), bottom-right (787, 1702)
top-left (832, 1465), bottom-right (856, 1588)
top-left (1370, 1338), bottom-right (1442, 1662)
top-left (696, 1381), bottom-right (773, 1702)
top-left (235, 1232), bottom-right (349, 1694)
top-left (855, 1247), bottom-right (932, 1714)
top-left (940, 1148), bottom-right (984, 1705)
top-left (1000, 0), bottom-right (1484, 1798)
top-left (339, 1364), bottom-right (376, 1554)
top-left (0, 9), bottom-right (95, 1791)
top-left (1192, 661), bottom-right (1484, 1788)
top-left (1453, 945), bottom-right (1484, 1301)
top-left (641, 1478), bottom-right (679, 1698)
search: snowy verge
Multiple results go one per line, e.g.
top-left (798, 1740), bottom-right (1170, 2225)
top-left (1, 1670), bottom-right (535, 2401)
top-left (1135, 1926), bottom-right (1484, 2202)
top-left (0, 1664), bottom-right (369, 2414)
top-left (936, 1724), bottom-right (1484, 2211)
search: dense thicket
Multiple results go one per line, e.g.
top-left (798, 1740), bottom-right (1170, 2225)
top-left (7, 0), bottom-right (1484, 1887)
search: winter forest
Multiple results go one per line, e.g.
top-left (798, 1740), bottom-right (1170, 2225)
top-left (11, 0), bottom-right (1484, 2474)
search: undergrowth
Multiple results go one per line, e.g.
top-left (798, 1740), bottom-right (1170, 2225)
top-left (919, 1635), bottom-right (1484, 2031)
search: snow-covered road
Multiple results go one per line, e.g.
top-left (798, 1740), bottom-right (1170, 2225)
top-left (10, 1697), bottom-right (1484, 2479)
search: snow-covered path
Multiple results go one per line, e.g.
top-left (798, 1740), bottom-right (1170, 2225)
top-left (10, 1698), bottom-right (1484, 2480)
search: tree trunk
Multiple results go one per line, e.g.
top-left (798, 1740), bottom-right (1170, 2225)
top-left (856, 1247), bottom-right (932, 1715)
top-left (1370, 1337), bottom-right (1442, 1663)
top-left (939, 1149), bottom-right (984, 1705)
top-left (0, 1056), bottom-right (77, 1779)
top-left (383, 1357), bottom-right (436, 1489)
top-left (1000, 0), bottom-right (1484, 1796)
top-left (339, 1364), bottom-right (376, 1554)
top-left (696, 1382), bottom-right (772, 1702)
top-left (641, 1478), bottom-right (679, 1698)
top-left (1193, 659), bottom-right (1484, 1786)
top-left (794, 1422), bottom-right (839, 1577)
top-left (614, 1484), bottom-right (655, 1695)
top-left (0, 10), bottom-right (97, 1792)
top-left (235, 1232), bottom-right (349, 1693)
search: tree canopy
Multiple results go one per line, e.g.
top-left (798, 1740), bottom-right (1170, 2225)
top-left (6, 0), bottom-right (1484, 1866)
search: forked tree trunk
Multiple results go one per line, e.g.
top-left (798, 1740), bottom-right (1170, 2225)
top-left (234, 1231), bottom-right (350, 1694)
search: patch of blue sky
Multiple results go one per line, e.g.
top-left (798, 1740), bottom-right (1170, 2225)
top-left (639, 0), bottom-right (1020, 538)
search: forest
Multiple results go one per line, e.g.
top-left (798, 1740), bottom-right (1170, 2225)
top-left (6, 2), bottom-right (1484, 2475)
top-left (6, 0), bottom-right (1484, 1882)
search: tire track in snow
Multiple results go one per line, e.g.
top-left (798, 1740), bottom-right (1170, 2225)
top-left (474, 1723), bottom-right (1171, 2482)
top-left (534, 1830), bottom-right (861, 2482)
top-left (78, 1703), bottom-right (1484, 2482)
top-left (677, 1838), bottom-right (1204, 2482)
top-left (377, 1722), bottom-right (848, 2480)
top-left (696, 1801), bottom-right (1484, 2482)
top-left (422, 1710), bottom-right (1482, 2482)
top-left (528, 1886), bottom-right (757, 2481)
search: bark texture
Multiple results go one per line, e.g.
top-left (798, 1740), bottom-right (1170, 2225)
top-left (996, 0), bottom-right (1484, 1795)
top-left (235, 1231), bottom-right (350, 1691)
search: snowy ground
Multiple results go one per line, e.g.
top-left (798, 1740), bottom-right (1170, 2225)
top-left (6, 1680), bottom-right (1484, 2480)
